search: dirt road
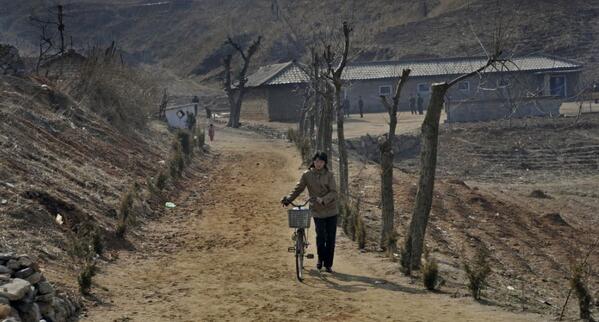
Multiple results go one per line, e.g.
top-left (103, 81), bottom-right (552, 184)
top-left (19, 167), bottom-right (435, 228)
top-left (83, 127), bottom-right (543, 322)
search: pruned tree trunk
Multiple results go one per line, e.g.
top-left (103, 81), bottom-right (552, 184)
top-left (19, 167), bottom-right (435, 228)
top-left (379, 69), bottom-right (411, 251)
top-left (323, 21), bottom-right (352, 198)
top-left (335, 87), bottom-right (349, 197)
top-left (222, 36), bottom-right (261, 128)
top-left (402, 83), bottom-right (449, 272)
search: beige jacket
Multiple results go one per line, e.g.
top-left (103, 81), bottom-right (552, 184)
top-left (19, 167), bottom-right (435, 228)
top-left (287, 168), bottom-right (338, 218)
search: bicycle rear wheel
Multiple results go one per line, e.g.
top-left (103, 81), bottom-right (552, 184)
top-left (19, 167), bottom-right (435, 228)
top-left (295, 229), bottom-right (305, 281)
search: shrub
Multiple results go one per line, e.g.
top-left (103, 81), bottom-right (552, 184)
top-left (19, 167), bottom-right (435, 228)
top-left (169, 141), bottom-right (185, 178)
top-left (570, 261), bottom-right (594, 321)
top-left (116, 185), bottom-right (137, 238)
top-left (287, 128), bottom-right (298, 142)
top-left (422, 248), bottom-right (440, 291)
top-left (177, 130), bottom-right (193, 157)
top-left (69, 222), bottom-right (103, 259)
top-left (155, 170), bottom-right (168, 191)
top-left (464, 247), bottom-right (492, 300)
top-left (78, 261), bottom-right (97, 295)
top-left (355, 211), bottom-right (366, 250)
top-left (195, 127), bottom-right (205, 149)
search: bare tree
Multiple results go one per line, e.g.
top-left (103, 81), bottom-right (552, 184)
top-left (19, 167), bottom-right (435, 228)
top-left (401, 52), bottom-right (505, 272)
top-left (322, 21), bottom-right (352, 198)
top-left (223, 36), bottom-right (262, 128)
top-left (378, 69), bottom-right (411, 251)
top-left (30, 4), bottom-right (67, 55)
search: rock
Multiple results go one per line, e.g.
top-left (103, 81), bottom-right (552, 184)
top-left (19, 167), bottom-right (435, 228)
top-left (19, 303), bottom-right (40, 322)
top-left (0, 304), bottom-right (11, 319)
top-left (23, 273), bottom-right (41, 285)
top-left (37, 300), bottom-right (54, 316)
top-left (0, 275), bottom-right (10, 283)
top-left (6, 260), bottom-right (20, 271)
top-left (529, 189), bottom-right (553, 199)
top-left (541, 213), bottom-right (571, 227)
top-left (36, 282), bottom-right (53, 295)
top-left (0, 267), bottom-right (10, 275)
top-left (0, 296), bottom-right (9, 305)
top-left (34, 293), bottom-right (53, 303)
top-left (16, 257), bottom-right (32, 269)
top-left (13, 268), bottom-right (33, 280)
top-left (0, 279), bottom-right (31, 301)
top-left (0, 254), bottom-right (15, 262)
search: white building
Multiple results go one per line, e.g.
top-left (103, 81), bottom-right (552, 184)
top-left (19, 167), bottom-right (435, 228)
top-left (165, 104), bottom-right (198, 129)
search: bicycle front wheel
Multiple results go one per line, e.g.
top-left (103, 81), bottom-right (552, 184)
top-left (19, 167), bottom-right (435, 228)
top-left (295, 229), bottom-right (305, 281)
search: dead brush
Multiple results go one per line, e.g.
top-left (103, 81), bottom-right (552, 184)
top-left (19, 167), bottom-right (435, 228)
top-left (78, 260), bottom-right (97, 295)
top-left (177, 130), bottom-right (193, 158)
top-left (195, 127), bottom-right (205, 149)
top-left (116, 184), bottom-right (138, 238)
top-left (155, 170), bottom-right (168, 191)
top-left (67, 46), bottom-right (161, 132)
top-left (286, 127), bottom-right (298, 142)
top-left (422, 247), bottom-right (441, 291)
top-left (464, 247), bottom-right (492, 301)
top-left (569, 261), bottom-right (595, 322)
top-left (68, 222), bottom-right (104, 260)
top-left (169, 141), bottom-right (185, 179)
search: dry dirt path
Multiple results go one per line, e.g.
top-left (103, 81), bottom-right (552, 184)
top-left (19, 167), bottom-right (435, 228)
top-left (83, 127), bottom-right (544, 322)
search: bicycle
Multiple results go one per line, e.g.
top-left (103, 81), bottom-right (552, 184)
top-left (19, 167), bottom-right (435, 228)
top-left (286, 199), bottom-right (314, 281)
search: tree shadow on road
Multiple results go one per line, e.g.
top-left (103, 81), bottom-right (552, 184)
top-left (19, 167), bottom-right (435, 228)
top-left (306, 269), bottom-right (426, 294)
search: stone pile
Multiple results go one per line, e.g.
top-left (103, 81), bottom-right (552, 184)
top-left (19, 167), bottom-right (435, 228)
top-left (0, 253), bottom-right (79, 322)
top-left (0, 45), bottom-right (25, 77)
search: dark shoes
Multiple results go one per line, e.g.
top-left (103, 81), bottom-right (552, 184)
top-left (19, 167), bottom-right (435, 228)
top-left (316, 262), bottom-right (323, 270)
top-left (325, 267), bottom-right (333, 273)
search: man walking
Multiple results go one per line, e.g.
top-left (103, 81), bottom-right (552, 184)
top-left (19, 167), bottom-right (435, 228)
top-left (343, 97), bottom-right (350, 118)
top-left (358, 96), bottom-right (364, 118)
top-left (409, 94), bottom-right (416, 115)
top-left (417, 93), bottom-right (424, 115)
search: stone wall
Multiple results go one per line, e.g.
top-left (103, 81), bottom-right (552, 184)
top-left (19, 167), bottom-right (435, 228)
top-left (446, 96), bottom-right (562, 123)
top-left (0, 253), bottom-right (79, 322)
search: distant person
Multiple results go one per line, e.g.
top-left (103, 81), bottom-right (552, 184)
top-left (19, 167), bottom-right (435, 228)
top-left (409, 94), bottom-right (416, 115)
top-left (208, 123), bottom-right (215, 142)
top-left (358, 96), bottom-right (364, 118)
top-left (343, 97), bottom-right (350, 118)
top-left (417, 93), bottom-right (424, 115)
top-left (192, 95), bottom-right (200, 115)
top-left (205, 106), bottom-right (212, 119)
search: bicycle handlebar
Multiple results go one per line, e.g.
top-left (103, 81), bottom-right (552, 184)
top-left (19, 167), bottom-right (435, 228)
top-left (288, 197), bottom-right (315, 208)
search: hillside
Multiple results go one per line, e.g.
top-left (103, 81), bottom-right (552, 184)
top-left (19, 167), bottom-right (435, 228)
top-left (1, 0), bottom-right (599, 81)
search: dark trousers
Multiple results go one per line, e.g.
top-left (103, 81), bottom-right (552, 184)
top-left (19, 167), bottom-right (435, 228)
top-left (314, 215), bottom-right (337, 268)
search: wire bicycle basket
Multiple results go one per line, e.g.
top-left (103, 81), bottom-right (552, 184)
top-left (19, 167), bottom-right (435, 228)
top-left (288, 207), bottom-right (311, 228)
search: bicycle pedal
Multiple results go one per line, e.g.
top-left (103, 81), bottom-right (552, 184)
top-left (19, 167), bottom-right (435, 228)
top-left (287, 247), bottom-right (296, 253)
top-left (306, 254), bottom-right (314, 259)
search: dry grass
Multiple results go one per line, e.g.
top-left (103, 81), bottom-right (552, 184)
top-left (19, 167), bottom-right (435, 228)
top-left (464, 247), bottom-right (492, 301)
top-left (570, 261), bottom-right (596, 321)
top-left (422, 248), bottom-right (440, 291)
top-left (67, 48), bottom-right (161, 132)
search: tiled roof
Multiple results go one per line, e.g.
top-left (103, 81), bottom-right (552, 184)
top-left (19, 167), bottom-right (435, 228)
top-left (247, 55), bottom-right (582, 87)
top-left (245, 61), bottom-right (295, 87)
top-left (343, 55), bottom-right (582, 80)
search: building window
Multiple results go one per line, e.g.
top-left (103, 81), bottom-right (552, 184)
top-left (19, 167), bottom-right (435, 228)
top-left (458, 81), bottom-right (470, 92)
top-left (379, 85), bottom-right (392, 96)
top-left (549, 75), bottom-right (566, 98)
top-left (417, 83), bottom-right (430, 94)
top-left (176, 110), bottom-right (185, 119)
